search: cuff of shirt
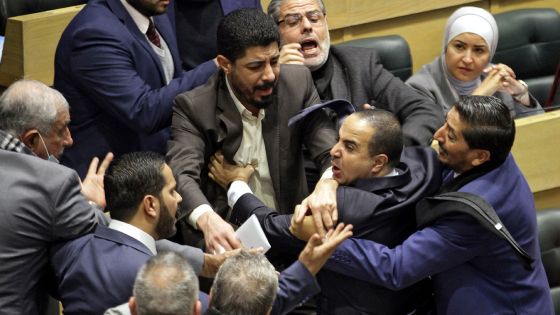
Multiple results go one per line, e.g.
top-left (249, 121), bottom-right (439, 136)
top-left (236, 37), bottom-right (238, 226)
top-left (320, 166), bottom-right (333, 180)
top-left (188, 204), bottom-right (214, 230)
top-left (227, 181), bottom-right (253, 208)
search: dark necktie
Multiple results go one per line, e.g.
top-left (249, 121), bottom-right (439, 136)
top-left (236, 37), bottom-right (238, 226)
top-left (146, 19), bottom-right (161, 48)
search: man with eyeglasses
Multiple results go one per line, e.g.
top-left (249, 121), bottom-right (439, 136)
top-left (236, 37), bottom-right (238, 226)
top-left (268, 0), bottom-right (443, 147)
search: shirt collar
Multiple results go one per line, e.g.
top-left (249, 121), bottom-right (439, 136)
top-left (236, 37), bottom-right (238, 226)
top-left (224, 75), bottom-right (265, 120)
top-left (385, 168), bottom-right (399, 177)
top-left (108, 219), bottom-right (157, 255)
top-left (120, 0), bottom-right (151, 34)
top-left (0, 129), bottom-right (35, 156)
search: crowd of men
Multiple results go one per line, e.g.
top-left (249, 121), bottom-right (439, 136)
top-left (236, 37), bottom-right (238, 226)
top-left (0, 0), bottom-right (554, 314)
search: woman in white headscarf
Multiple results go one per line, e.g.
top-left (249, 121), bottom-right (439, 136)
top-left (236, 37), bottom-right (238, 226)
top-left (406, 6), bottom-right (543, 118)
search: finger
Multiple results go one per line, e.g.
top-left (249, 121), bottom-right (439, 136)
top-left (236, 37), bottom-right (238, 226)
top-left (215, 151), bottom-right (224, 162)
top-left (217, 240), bottom-right (232, 252)
top-left (331, 207), bottom-right (338, 225)
top-left (307, 233), bottom-right (322, 248)
top-left (208, 172), bottom-right (215, 181)
top-left (295, 204), bottom-right (307, 223)
top-left (98, 152), bottom-right (113, 175)
top-left (313, 211), bottom-right (327, 238)
top-left (226, 235), bottom-right (242, 249)
top-left (86, 157), bottom-right (99, 176)
top-left (321, 210), bottom-right (334, 231)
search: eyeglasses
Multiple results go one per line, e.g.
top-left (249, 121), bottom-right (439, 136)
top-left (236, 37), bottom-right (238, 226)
top-left (277, 10), bottom-right (325, 28)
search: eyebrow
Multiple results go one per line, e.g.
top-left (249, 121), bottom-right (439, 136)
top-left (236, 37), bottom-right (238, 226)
top-left (453, 39), bottom-right (487, 48)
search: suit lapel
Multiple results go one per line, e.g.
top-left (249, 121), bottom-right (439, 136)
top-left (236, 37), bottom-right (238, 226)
top-left (95, 225), bottom-right (154, 256)
top-left (329, 53), bottom-right (351, 101)
top-left (154, 14), bottom-right (182, 78)
top-left (216, 75), bottom-right (243, 161)
top-left (262, 92), bottom-right (282, 206)
top-left (106, 0), bottom-right (166, 84)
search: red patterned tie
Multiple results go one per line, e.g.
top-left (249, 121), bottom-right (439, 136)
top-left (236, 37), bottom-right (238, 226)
top-left (146, 19), bottom-right (161, 48)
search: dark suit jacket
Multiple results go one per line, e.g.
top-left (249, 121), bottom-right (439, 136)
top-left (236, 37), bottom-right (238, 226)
top-left (167, 65), bottom-right (336, 246)
top-left (326, 154), bottom-right (553, 315)
top-left (230, 147), bottom-right (442, 314)
top-left (327, 46), bottom-right (444, 146)
top-left (51, 225), bottom-right (153, 315)
top-left (55, 0), bottom-right (217, 177)
top-left (169, 0), bottom-right (262, 70)
top-left (0, 148), bottom-right (99, 315)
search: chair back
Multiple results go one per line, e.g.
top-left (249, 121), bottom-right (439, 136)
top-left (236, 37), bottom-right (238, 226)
top-left (537, 208), bottom-right (560, 314)
top-left (337, 34), bottom-right (413, 81)
top-left (492, 8), bottom-right (560, 105)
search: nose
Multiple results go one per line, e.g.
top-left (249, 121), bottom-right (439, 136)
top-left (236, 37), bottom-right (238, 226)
top-left (433, 124), bottom-right (445, 143)
top-left (300, 15), bottom-right (313, 32)
top-left (175, 191), bottom-right (183, 204)
top-left (330, 141), bottom-right (341, 158)
top-left (462, 50), bottom-right (473, 64)
top-left (262, 62), bottom-right (276, 82)
top-left (63, 127), bottom-right (73, 147)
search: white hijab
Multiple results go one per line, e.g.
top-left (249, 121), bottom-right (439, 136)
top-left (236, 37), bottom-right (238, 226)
top-left (442, 6), bottom-right (499, 96)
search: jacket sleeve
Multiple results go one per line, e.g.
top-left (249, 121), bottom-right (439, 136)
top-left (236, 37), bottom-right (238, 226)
top-left (272, 261), bottom-right (320, 315)
top-left (325, 213), bottom-right (492, 290)
top-left (52, 170), bottom-right (98, 240)
top-left (166, 92), bottom-right (214, 218)
top-left (155, 239), bottom-right (205, 275)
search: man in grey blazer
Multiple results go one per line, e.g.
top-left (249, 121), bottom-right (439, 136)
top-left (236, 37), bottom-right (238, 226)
top-left (167, 9), bottom-right (337, 253)
top-left (269, 0), bottom-right (444, 147)
top-left (0, 80), bottom-right (111, 315)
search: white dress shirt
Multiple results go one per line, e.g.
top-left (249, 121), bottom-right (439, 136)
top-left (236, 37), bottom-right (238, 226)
top-left (108, 219), bottom-right (157, 255)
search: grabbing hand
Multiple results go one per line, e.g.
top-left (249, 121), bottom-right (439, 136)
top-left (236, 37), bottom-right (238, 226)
top-left (208, 151), bottom-right (255, 189)
top-left (197, 211), bottom-right (241, 254)
top-left (279, 43), bottom-right (305, 65)
top-left (298, 223), bottom-right (353, 275)
top-left (298, 178), bottom-right (339, 237)
top-left (80, 152), bottom-right (113, 209)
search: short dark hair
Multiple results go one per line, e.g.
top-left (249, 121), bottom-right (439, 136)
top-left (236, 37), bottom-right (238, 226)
top-left (104, 152), bottom-right (166, 222)
top-left (217, 8), bottom-right (280, 62)
top-left (453, 95), bottom-right (515, 164)
top-left (354, 109), bottom-right (403, 168)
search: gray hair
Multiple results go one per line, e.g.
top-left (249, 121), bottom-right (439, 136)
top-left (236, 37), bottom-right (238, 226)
top-left (0, 79), bottom-right (68, 136)
top-left (211, 251), bottom-right (278, 315)
top-left (267, 0), bottom-right (326, 23)
top-left (134, 251), bottom-right (199, 315)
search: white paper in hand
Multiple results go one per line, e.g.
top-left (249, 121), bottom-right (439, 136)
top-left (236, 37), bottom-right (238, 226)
top-left (235, 214), bottom-right (271, 253)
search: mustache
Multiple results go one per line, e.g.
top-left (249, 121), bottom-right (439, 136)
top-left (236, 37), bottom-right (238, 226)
top-left (255, 81), bottom-right (275, 90)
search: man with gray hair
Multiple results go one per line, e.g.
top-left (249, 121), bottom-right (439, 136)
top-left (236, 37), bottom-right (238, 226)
top-left (208, 251), bottom-right (277, 315)
top-left (106, 251), bottom-right (201, 315)
top-left (134, 252), bottom-right (200, 315)
top-left (268, 0), bottom-right (442, 147)
top-left (0, 79), bottom-right (111, 315)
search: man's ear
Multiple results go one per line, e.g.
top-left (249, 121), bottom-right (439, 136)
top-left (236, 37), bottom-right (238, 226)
top-left (142, 195), bottom-right (159, 218)
top-left (20, 129), bottom-right (43, 155)
top-left (470, 149), bottom-right (491, 167)
top-left (128, 296), bottom-right (137, 315)
top-left (370, 154), bottom-right (389, 174)
top-left (216, 55), bottom-right (232, 74)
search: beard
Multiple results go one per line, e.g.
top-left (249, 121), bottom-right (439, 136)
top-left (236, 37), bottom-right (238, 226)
top-left (252, 81), bottom-right (276, 109)
top-left (155, 201), bottom-right (176, 239)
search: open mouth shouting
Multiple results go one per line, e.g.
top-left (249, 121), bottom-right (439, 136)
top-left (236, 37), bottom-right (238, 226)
top-left (299, 38), bottom-right (319, 57)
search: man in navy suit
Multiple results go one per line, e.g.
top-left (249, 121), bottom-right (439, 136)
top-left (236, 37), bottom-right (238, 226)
top-left (54, 0), bottom-right (218, 178)
top-left (51, 151), bottom-right (202, 315)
